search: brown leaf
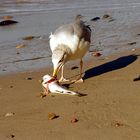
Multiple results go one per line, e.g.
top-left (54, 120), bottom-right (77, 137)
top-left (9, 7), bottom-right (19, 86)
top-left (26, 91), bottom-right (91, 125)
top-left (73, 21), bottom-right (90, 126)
top-left (22, 36), bottom-right (35, 40)
top-left (2, 15), bottom-right (13, 20)
top-left (102, 14), bottom-right (111, 19)
top-left (16, 44), bottom-right (26, 49)
top-left (48, 113), bottom-right (59, 120)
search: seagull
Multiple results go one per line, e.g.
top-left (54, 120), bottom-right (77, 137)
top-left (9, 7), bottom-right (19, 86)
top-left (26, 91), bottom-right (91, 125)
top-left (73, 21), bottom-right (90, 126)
top-left (49, 15), bottom-right (91, 83)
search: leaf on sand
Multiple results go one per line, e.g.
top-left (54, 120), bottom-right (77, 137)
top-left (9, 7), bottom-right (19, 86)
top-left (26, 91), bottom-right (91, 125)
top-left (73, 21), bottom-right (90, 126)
top-left (16, 44), bottom-right (26, 49)
top-left (102, 14), bottom-right (111, 19)
top-left (48, 113), bottom-right (59, 120)
top-left (2, 15), bottom-right (13, 20)
top-left (22, 36), bottom-right (35, 40)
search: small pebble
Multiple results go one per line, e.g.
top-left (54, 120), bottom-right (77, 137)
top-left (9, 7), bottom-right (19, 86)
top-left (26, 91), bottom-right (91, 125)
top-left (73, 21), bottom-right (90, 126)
top-left (71, 117), bottom-right (78, 123)
top-left (2, 69), bottom-right (6, 71)
top-left (7, 134), bottom-right (15, 139)
top-left (71, 66), bottom-right (79, 70)
top-left (132, 48), bottom-right (136, 51)
top-left (16, 52), bottom-right (20, 54)
top-left (92, 52), bottom-right (102, 57)
top-left (9, 85), bottom-right (14, 88)
top-left (114, 122), bottom-right (124, 127)
top-left (0, 20), bottom-right (18, 26)
top-left (133, 75), bottom-right (140, 81)
top-left (5, 112), bottom-right (15, 117)
top-left (10, 134), bottom-right (15, 138)
top-left (90, 17), bottom-right (100, 21)
top-left (25, 77), bottom-right (33, 80)
top-left (127, 42), bottom-right (137, 45)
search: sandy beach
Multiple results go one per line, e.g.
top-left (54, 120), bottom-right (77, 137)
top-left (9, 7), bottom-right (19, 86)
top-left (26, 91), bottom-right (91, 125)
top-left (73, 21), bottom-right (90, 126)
top-left (0, 0), bottom-right (140, 139)
top-left (0, 49), bottom-right (140, 140)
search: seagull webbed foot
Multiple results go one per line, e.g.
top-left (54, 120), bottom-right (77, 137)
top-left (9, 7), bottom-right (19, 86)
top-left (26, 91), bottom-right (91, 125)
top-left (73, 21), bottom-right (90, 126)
top-left (59, 77), bottom-right (71, 83)
top-left (72, 78), bottom-right (84, 83)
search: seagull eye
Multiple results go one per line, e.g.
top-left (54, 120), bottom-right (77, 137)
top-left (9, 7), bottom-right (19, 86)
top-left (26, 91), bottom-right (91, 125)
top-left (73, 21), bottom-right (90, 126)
top-left (58, 52), bottom-right (67, 63)
top-left (58, 57), bottom-right (64, 63)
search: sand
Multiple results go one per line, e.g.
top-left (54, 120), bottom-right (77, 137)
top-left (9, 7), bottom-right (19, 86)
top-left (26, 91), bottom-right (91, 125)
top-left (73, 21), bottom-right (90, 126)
top-left (1, 1), bottom-right (140, 139)
top-left (0, 49), bottom-right (140, 140)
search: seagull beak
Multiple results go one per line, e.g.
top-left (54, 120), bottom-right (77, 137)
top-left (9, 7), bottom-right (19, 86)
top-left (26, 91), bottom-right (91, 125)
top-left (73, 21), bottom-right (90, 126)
top-left (52, 62), bottom-right (63, 78)
top-left (52, 68), bottom-right (58, 77)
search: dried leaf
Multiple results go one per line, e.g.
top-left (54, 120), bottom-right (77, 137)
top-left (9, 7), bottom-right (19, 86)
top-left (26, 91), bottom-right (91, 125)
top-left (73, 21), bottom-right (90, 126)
top-left (16, 44), bottom-right (26, 49)
top-left (48, 113), bottom-right (59, 120)
top-left (2, 15), bottom-right (13, 20)
top-left (22, 36), bottom-right (35, 40)
top-left (102, 14), bottom-right (111, 19)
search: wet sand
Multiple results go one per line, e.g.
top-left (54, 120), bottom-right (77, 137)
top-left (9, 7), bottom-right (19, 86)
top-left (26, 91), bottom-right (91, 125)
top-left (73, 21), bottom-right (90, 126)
top-left (0, 49), bottom-right (140, 140)
top-left (1, 0), bottom-right (140, 75)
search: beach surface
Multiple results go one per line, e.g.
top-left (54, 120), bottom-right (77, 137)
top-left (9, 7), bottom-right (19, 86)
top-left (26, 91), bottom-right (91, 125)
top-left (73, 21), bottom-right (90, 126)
top-left (0, 0), bottom-right (140, 139)
top-left (0, 50), bottom-right (140, 140)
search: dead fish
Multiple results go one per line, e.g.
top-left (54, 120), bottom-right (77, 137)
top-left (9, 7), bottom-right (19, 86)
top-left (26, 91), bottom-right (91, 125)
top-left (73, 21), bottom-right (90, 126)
top-left (42, 74), bottom-right (79, 95)
top-left (0, 20), bottom-right (18, 26)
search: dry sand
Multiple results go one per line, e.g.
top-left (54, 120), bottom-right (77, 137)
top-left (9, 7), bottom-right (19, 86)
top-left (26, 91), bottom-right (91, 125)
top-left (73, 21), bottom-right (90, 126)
top-left (0, 49), bottom-right (140, 140)
top-left (1, 1), bottom-right (140, 139)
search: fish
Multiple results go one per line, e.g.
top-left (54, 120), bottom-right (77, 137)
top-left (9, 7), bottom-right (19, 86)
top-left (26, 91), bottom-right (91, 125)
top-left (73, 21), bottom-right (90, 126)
top-left (42, 74), bottom-right (79, 95)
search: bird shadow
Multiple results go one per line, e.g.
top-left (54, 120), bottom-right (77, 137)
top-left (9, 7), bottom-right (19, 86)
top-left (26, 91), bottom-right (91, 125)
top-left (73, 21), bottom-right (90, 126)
top-left (83, 54), bottom-right (138, 80)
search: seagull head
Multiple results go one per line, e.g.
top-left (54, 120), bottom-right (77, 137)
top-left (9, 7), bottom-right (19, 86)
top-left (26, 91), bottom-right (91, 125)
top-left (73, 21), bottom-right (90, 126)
top-left (52, 49), bottom-right (68, 78)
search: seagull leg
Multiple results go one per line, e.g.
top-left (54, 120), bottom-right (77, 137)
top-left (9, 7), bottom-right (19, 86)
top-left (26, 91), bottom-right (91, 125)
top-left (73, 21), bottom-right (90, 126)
top-left (73, 59), bottom-right (84, 83)
top-left (59, 65), bottom-right (70, 82)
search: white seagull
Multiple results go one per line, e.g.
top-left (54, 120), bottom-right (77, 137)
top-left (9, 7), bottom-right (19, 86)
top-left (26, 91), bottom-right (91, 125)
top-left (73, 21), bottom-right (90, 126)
top-left (49, 15), bottom-right (91, 83)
